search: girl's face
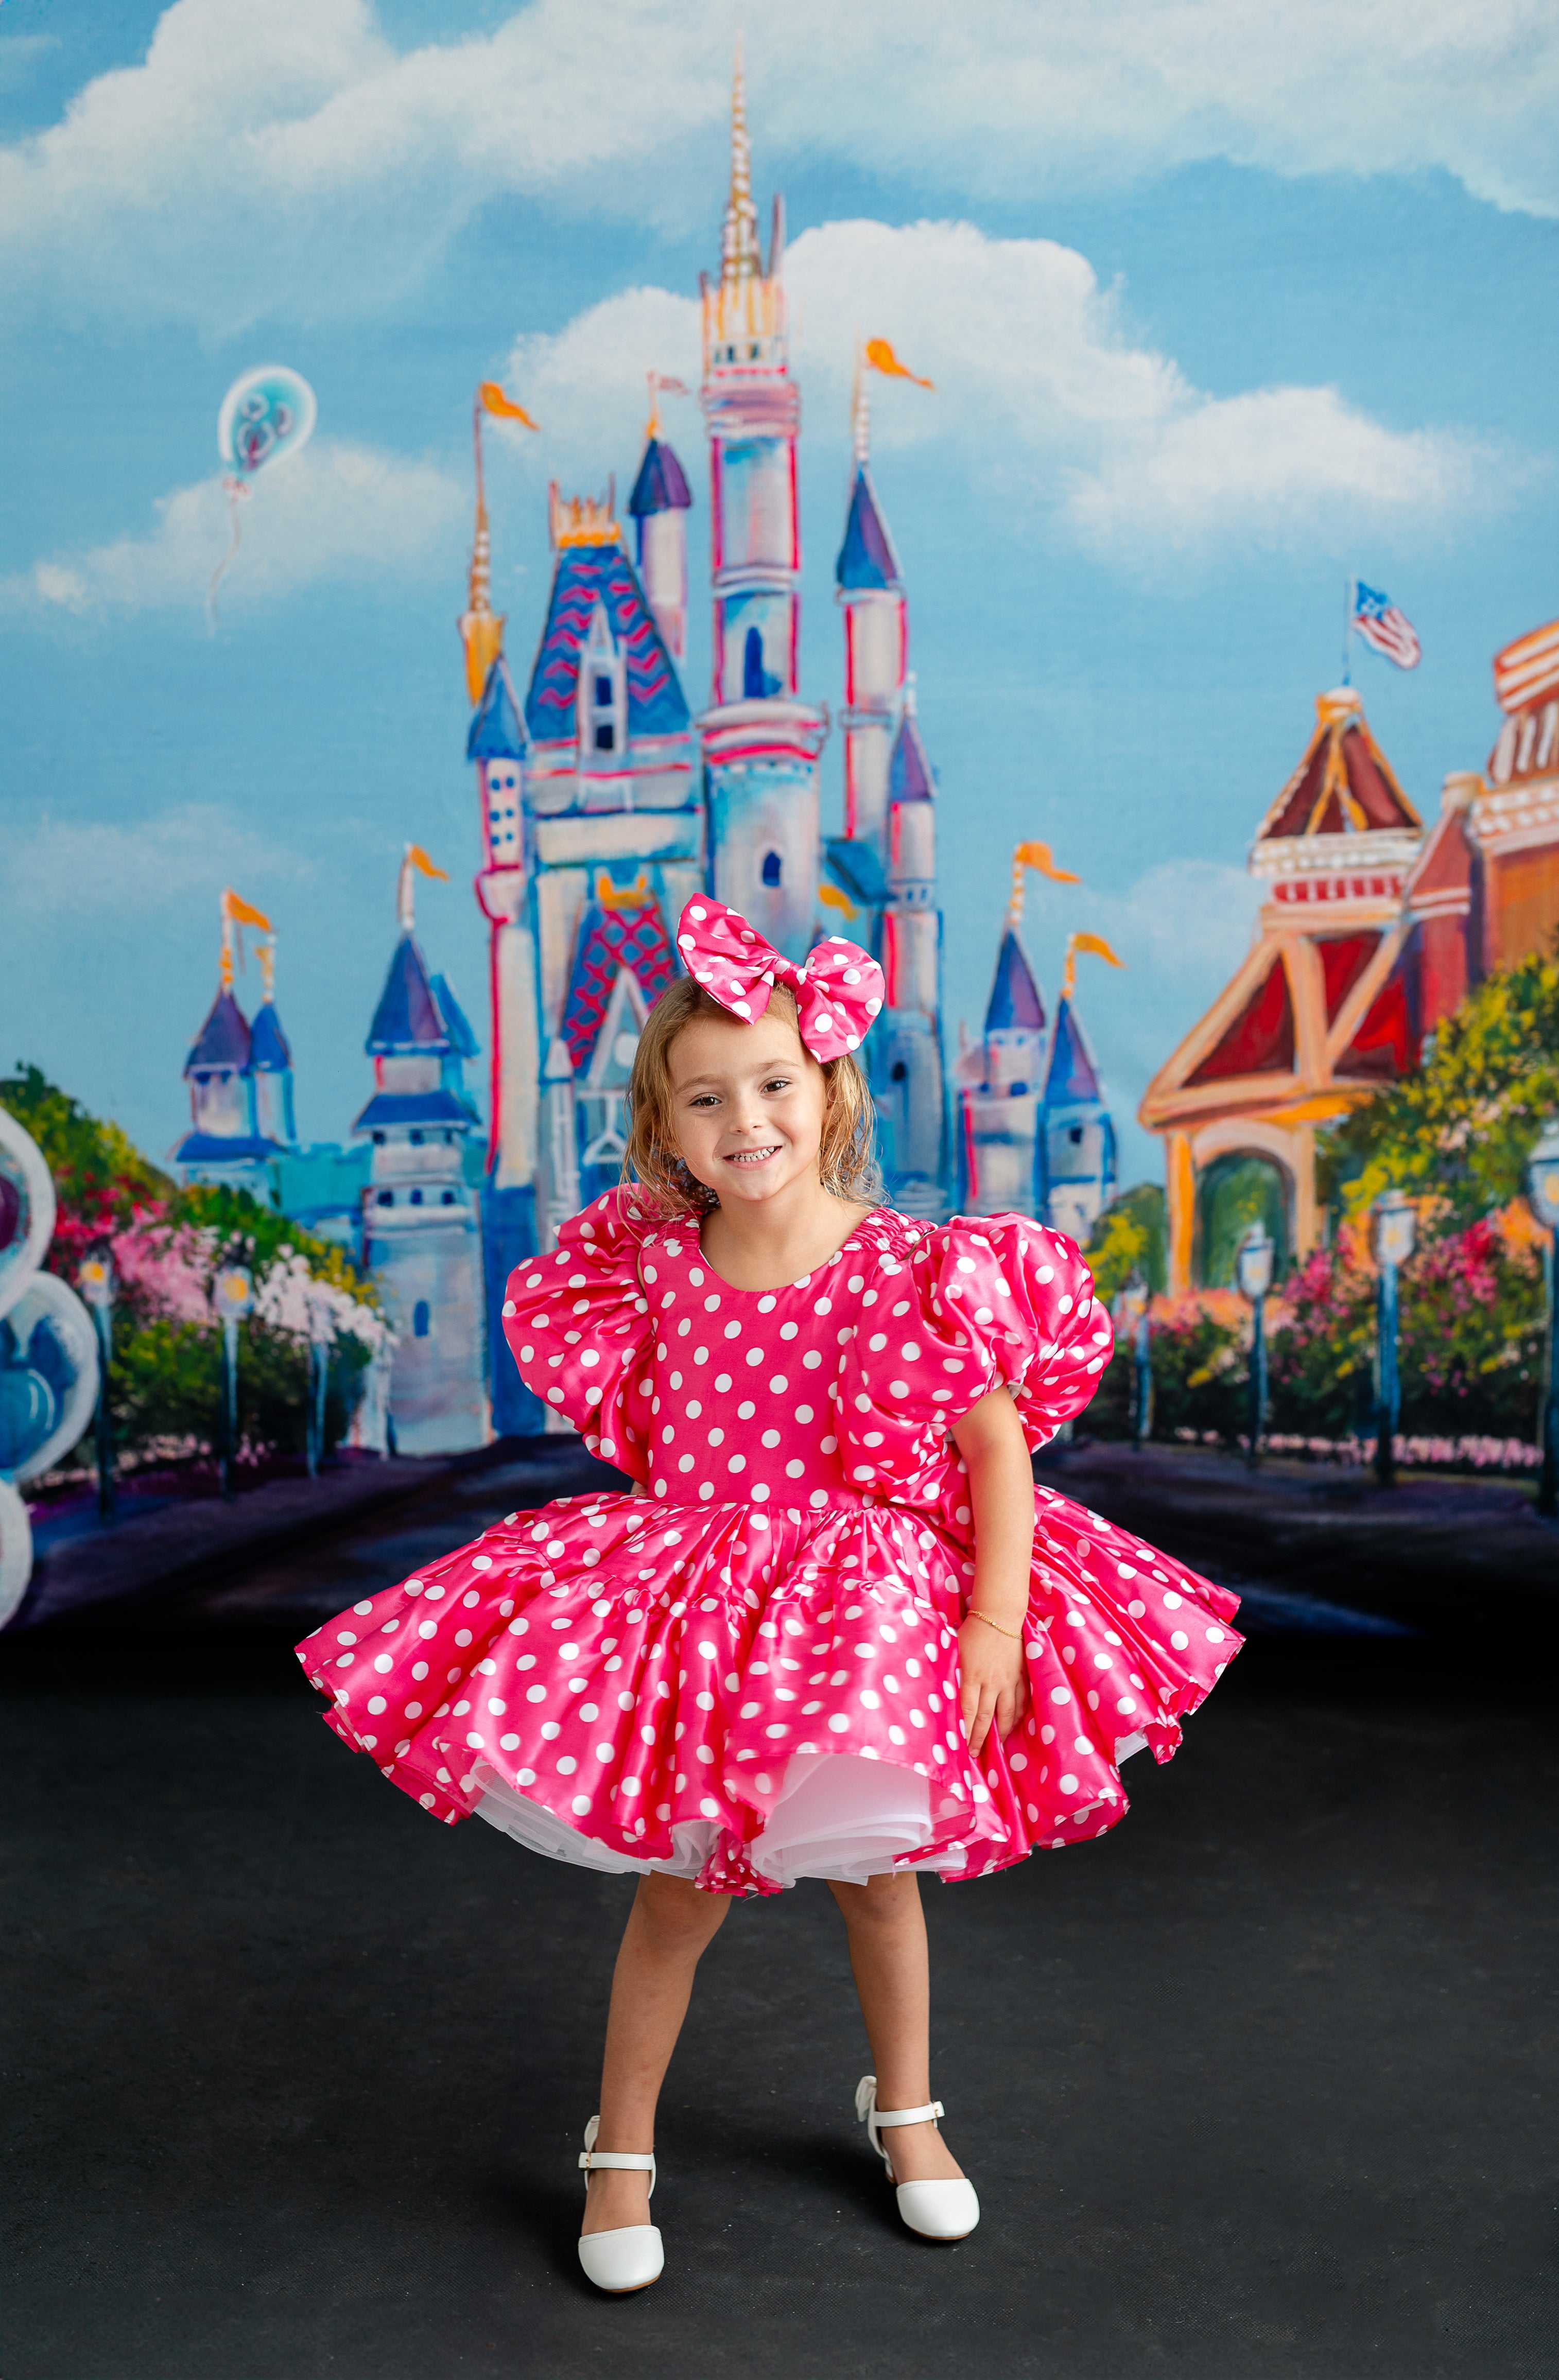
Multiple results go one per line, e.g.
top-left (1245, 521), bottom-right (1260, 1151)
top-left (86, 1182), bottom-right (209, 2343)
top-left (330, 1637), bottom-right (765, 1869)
top-left (665, 1003), bottom-right (829, 1208)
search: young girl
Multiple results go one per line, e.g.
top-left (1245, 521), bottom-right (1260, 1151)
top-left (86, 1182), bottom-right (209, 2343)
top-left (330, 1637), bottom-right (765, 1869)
top-left (299, 898), bottom-right (1242, 2294)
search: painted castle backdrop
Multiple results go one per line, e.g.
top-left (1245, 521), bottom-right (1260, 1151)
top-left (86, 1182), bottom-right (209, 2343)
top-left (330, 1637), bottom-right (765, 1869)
top-left (169, 65), bottom-right (1119, 1452)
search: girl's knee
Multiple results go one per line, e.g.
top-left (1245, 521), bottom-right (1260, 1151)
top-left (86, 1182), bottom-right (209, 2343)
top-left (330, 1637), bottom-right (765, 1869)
top-left (633, 1872), bottom-right (730, 1952)
top-left (830, 1871), bottom-right (920, 1930)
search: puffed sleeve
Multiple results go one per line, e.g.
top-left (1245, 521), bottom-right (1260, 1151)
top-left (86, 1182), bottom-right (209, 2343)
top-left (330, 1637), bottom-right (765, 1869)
top-left (500, 1186), bottom-right (657, 1480)
top-left (837, 1213), bottom-right (1114, 1491)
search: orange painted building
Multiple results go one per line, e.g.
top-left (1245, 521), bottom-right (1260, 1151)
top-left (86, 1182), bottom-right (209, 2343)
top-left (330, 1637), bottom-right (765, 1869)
top-left (1141, 619), bottom-right (1559, 1292)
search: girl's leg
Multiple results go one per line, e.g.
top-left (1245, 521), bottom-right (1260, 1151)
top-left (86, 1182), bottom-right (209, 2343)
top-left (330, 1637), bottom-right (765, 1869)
top-left (827, 1872), bottom-right (966, 2185)
top-left (582, 1871), bottom-right (731, 2235)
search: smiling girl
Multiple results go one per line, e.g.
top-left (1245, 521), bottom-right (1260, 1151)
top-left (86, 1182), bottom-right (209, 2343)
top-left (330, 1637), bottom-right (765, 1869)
top-left (299, 898), bottom-right (1242, 2294)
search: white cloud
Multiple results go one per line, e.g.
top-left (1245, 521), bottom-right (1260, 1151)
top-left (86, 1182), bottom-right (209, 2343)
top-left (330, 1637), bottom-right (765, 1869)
top-left (5, 803), bottom-right (308, 914)
top-left (499, 221), bottom-right (1505, 557)
top-left (2, 0), bottom-right (1557, 328)
top-left (4, 436), bottom-right (462, 618)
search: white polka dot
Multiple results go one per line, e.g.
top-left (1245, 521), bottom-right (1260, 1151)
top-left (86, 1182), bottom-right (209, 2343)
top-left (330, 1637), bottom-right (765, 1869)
top-left (827, 1713), bottom-right (850, 1734)
top-left (1171, 1629), bottom-right (1189, 1650)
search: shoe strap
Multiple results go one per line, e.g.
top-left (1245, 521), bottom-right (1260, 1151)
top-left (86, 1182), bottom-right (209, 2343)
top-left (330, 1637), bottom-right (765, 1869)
top-left (579, 2149), bottom-right (656, 2173)
top-left (869, 2101), bottom-right (944, 2128)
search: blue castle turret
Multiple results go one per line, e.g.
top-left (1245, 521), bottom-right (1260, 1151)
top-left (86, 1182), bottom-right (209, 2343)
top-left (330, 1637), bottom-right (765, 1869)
top-left (1038, 996), bottom-right (1117, 1241)
top-left (830, 401), bottom-right (948, 1216)
top-left (173, 904), bottom-right (296, 1200)
top-left (355, 849), bottom-right (489, 1455)
top-left (956, 928), bottom-right (1047, 1215)
top-left (628, 427), bottom-right (692, 663)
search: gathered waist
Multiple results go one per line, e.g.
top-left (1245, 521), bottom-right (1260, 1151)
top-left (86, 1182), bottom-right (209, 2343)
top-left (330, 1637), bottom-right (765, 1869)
top-left (637, 1487), bottom-right (882, 1522)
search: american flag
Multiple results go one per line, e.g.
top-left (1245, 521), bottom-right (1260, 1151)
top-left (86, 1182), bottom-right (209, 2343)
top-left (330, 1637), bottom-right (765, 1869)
top-left (1353, 582), bottom-right (1421, 671)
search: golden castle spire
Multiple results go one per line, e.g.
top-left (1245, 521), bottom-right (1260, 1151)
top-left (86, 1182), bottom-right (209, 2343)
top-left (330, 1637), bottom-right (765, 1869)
top-left (459, 392), bottom-right (507, 705)
top-left (721, 39), bottom-right (761, 289)
top-left (702, 41), bottom-right (786, 374)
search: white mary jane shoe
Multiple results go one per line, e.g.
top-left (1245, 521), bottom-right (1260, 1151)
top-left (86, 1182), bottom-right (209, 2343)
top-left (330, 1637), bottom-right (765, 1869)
top-left (856, 2075), bottom-right (981, 2242)
top-left (577, 2115), bottom-right (664, 2294)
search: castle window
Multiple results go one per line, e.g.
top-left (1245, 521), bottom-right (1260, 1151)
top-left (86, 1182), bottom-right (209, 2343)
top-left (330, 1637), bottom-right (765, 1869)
top-left (372, 1131), bottom-right (385, 1146)
top-left (410, 1188), bottom-right (423, 1206)
top-left (441, 1190), bottom-right (456, 1206)
top-left (890, 1059), bottom-right (908, 1083)
top-left (1069, 1126), bottom-right (1084, 1145)
top-left (580, 605), bottom-right (625, 759)
top-left (377, 1190), bottom-right (393, 1207)
top-left (410, 1130), bottom-right (423, 1146)
top-left (761, 849), bottom-right (783, 889)
top-left (413, 1300), bottom-right (430, 1338)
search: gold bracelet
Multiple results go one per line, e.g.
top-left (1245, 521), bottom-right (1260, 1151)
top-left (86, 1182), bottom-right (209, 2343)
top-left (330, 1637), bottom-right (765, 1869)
top-left (966, 1607), bottom-right (1023, 1640)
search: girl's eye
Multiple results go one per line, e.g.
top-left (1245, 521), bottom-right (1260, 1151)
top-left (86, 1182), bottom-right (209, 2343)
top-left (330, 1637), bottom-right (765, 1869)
top-left (761, 1077), bottom-right (791, 1093)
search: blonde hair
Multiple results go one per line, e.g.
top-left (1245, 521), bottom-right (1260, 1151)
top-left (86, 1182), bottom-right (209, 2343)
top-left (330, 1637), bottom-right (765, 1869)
top-left (622, 975), bottom-right (880, 1215)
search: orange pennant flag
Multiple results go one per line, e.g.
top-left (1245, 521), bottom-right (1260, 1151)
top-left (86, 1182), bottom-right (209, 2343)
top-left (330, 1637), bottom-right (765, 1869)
top-left (479, 381), bottom-right (540, 430)
top-left (864, 338), bottom-right (934, 390)
top-left (406, 844), bottom-right (448, 882)
top-left (222, 888), bottom-right (272, 931)
top-left (1014, 840), bottom-right (1081, 885)
top-left (1062, 929), bottom-right (1127, 1002)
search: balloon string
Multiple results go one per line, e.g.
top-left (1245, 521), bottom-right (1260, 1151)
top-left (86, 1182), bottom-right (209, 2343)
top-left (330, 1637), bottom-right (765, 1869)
top-left (206, 479), bottom-right (248, 632)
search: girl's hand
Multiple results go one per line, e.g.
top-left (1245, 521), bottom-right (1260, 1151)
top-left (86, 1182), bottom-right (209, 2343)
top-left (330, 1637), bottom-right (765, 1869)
top-left (957, 1615), bottom-right (1028, 1759)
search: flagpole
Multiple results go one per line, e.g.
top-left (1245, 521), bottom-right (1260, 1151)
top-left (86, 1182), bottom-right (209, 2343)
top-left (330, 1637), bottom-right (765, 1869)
top-left (1341, 575), bottom-right (1354, 686)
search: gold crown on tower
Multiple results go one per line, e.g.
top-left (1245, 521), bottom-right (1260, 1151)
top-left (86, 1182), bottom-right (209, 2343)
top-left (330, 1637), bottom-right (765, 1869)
top-left (549, 481), bottom-right (620, 549)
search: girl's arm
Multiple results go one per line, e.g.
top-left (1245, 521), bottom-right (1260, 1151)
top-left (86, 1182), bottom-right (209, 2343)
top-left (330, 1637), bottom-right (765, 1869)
top-left (950, 1386), bottom-right (1035, 1757)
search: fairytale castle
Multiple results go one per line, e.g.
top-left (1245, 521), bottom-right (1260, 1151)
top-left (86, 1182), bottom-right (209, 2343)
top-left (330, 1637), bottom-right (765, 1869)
top-left (455, 61), bottom-right (1116, 1430)
top-left (172, 61), bottom-right (1120, 1451)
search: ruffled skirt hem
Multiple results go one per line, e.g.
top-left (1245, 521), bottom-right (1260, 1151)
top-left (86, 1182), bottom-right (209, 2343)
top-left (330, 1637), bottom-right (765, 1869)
top-left (300, 1482), bottom-right (1242, 1894)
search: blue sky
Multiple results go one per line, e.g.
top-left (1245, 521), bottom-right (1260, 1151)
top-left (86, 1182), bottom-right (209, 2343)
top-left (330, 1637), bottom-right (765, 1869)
top-left (2, 0), bottom-right (1555, 1190)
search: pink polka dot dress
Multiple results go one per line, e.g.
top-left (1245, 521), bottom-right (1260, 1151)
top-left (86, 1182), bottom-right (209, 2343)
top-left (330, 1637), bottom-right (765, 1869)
top-left (297, 1190), bottom-right (1243, 1895)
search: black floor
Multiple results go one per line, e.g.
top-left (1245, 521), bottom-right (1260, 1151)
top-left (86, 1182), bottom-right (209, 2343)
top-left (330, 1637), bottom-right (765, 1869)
top-left (3, 1599), bottom-right (1556, 2372)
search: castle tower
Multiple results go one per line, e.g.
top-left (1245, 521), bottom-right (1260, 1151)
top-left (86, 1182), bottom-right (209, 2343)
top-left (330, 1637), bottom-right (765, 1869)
top-left (520, 485), bottom-right (701, 1252)
top-left (698, 47), bottom-right (826, 959)
top-left (468, 656), bottom-right (544, 1431)
top-left (873, 697), bottom-right (948, 1209)
top-left (828, 385), bottom-right (946, 1210)
top-left (956, 929), bottom-right (1047, 1217)
top-left (628, 415), bottom-right (692, 663)
top-left (248, 939), bottom-right (298, 1150)
top-left (1038, 993), bottom-right (1116, 1240)
top-left (355, 853), bottom-right (489, 1455)
top-left (172, 893), bottom-right (285, 1201)
top-left (1141, 687), bottom-right (1429, 1291)
top-left (837, 452), bottom-right (906, 854)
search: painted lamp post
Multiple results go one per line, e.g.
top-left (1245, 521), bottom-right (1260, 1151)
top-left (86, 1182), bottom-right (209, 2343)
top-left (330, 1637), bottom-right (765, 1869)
top-left (1372, 1188), bottom-right (1417, 1488)
top-left (211, 1264), bottom-right (254, 1500)
top-left (77, 1250), bottom-right (116, 1522)
top-left (1120, 1274), bottom-right (1152, 1450)
top-left (1236, 1222), bottom-right (1274, 1468)
top-left (1526, 1120), bottom-right (1559, 1520)
top-left (304, 1289), bottom-right (333, 1480)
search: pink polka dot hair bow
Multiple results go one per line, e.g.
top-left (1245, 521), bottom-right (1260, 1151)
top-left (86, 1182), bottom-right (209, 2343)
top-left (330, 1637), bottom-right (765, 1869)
top-left (675, 898), bottom-right (885, 1059)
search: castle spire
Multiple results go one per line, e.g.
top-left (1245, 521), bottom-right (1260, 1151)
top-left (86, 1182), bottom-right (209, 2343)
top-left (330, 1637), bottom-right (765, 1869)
top-left (459, 394), bottom-right (507, 706)
top-left (721, 40), bottom-right (762, 290)
top-left (852, 340), bottom-right (871, 465)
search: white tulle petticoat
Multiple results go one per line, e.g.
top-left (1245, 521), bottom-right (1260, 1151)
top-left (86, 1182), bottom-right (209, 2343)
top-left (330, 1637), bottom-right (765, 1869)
top-left (473, 1735), bottom-right (1149, 1890)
